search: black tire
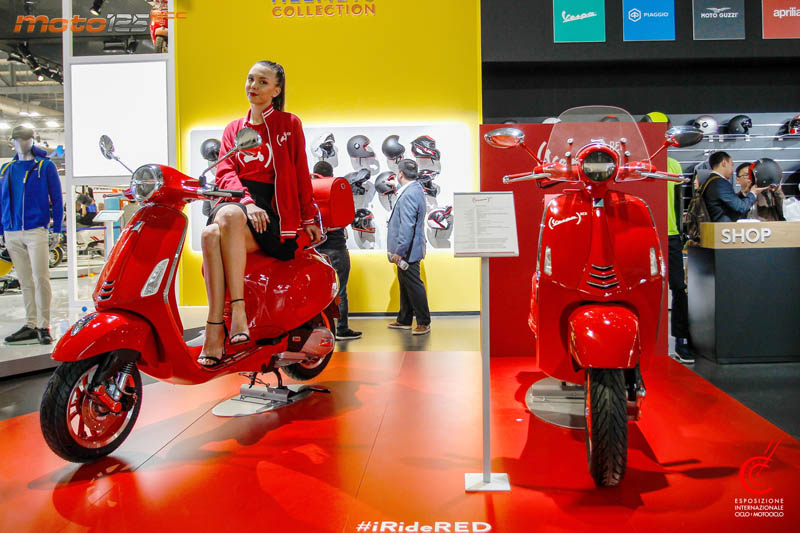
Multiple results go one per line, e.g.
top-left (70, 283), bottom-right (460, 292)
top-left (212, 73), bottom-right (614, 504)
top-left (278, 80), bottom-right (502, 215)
top-left (40, 354), bottom-right (142, 463)
top-left (49, 246), bottom-right (63, 268)
top-left (154, 36), bottom-right (167, 53)
top-left (584, 368), bottom-right (627, 487)
top-left (282, 311), bottom-right (334, 381)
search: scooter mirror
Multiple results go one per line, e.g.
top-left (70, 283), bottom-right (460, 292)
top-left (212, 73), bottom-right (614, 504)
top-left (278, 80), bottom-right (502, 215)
top-left (99, 135), bottom-right (115, 160)
top-left (665, 126), bottom-right (704, 148)
top-left (484, 128), bottom-right (525, 149)
top-left (200, 138), bottom-right (221, 162)
top-left (234, 128), bottom-right (262, 151)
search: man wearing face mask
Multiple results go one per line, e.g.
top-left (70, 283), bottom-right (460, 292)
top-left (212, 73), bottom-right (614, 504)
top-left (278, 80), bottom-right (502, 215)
top-left (0, 126), bottom-right (63, 344)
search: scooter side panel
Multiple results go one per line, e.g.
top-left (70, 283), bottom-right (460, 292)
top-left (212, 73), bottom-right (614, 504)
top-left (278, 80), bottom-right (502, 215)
top-left (52, 310), bottom-right (158, 363)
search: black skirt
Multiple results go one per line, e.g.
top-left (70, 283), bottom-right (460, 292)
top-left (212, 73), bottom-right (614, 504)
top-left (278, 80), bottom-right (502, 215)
top-left (206, 180), bottom-right (298, 261)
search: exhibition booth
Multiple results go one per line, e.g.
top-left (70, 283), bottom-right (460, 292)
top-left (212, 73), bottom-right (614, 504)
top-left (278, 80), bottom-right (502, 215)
top-left (0, 0), bottom-right (799, 531)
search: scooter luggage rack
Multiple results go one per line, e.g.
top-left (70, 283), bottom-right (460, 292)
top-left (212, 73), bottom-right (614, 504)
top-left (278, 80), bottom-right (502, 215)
top-left (212, 358), bottom-right (330, 417)
top-left (525, 377), bottom-right (586, 430)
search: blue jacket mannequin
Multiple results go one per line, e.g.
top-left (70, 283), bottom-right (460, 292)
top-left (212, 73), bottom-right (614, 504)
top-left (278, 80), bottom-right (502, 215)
top-left (0, 145), bottom-right (63, 235)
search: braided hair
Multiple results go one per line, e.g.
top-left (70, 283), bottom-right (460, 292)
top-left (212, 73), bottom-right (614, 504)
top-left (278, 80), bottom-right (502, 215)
top-left (256, 60), bottom-right (286, 111)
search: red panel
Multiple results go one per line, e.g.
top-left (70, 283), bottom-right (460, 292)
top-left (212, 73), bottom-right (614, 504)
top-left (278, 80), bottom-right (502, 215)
top-left (311, 177), bottom-right (355, 229)
top-left (481, 123), bottom-right (670, 358)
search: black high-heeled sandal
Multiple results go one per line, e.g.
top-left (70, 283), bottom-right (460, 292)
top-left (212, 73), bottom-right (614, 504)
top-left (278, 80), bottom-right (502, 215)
top-left (229, 299), bottom-right (251, 345)
top-left (197, 320), bottom-right (227, 367)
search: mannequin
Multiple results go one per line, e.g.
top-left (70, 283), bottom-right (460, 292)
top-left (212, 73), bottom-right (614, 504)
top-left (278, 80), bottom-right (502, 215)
top-left (0, 126), bottom-right (63, 344)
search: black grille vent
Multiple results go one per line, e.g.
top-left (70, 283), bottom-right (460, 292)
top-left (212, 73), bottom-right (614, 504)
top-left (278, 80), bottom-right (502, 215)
top-left (587, 265), bottom-right (619, 289)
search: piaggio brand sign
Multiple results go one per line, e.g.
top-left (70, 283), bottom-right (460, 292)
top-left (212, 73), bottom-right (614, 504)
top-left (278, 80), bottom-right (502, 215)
top-left (623, 0), bottom-right (676, 41)
top-left (762, 0), bottom-right (800, 38)
top-left (552, 0), bottom-right (606, 43)
top-left (693, 0), bottom-right (745, 39)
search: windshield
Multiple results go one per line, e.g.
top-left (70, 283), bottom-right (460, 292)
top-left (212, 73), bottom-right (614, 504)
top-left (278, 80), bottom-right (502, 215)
top-left (547, 106), bottom-right (649, 166)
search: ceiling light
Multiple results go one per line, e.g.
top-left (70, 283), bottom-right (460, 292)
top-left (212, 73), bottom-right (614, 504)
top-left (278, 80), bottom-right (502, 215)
top-left (0, 122), bottom-right (10, 130)
top-left (46, 121), bottom-right (59, 128)
top-left (29, 111), bottom-right (40, 117)
top-left (90, 0), bottom-right (104, 16)
top-left (103, 40), bottom-right (127, 53)
top-left (21, 122), bottom-right (35, 129)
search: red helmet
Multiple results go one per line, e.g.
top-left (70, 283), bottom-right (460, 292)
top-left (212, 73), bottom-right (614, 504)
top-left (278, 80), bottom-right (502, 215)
top-left (352, 208), bottom-right (375, 233)
top-left (411, 135), bottom-right (441, 161)
top-left (427, 205), bottom-right (453, 230)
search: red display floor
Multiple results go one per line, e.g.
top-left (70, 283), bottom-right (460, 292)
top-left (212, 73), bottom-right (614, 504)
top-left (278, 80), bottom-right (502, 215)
top-left (1, 352), bottom-right (798, 532)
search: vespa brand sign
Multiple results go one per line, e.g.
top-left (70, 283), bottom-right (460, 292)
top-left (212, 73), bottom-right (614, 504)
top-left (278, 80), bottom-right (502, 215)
top-left (13, 12), bottom-right (186, 33)
top-left (552, 0), bottom-right (606, 43)
top-left (271, 0), bottom-right (376, 19)
top-left (762, 0), bottom-right (800, 39)
top-left (693, 0), bottom-right (745, 39)
top-left (623, 0), bottom-right (676, 41)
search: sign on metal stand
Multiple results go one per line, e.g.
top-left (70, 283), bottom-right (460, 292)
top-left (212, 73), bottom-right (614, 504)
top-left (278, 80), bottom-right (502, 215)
top-left (454, 191), bottom-right (519, 492)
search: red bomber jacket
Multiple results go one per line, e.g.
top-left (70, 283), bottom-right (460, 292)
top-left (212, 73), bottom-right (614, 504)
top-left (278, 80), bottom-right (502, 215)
top-left (215, 105), bottom-right (316, 240)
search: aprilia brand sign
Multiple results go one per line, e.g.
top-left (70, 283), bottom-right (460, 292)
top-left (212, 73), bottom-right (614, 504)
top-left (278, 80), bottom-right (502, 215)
top-left (693, 0), bottom-right (745, 40)
top-left (762, 0), bottom-right (800, 38)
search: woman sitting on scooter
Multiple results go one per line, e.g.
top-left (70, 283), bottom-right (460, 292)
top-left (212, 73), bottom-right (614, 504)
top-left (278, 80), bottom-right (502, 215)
top-left (198, 60), bottom-right (322, 367)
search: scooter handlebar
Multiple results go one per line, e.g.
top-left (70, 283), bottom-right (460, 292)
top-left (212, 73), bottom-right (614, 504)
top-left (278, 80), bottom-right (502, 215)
top-left (502, 172), bottom-right (552, 184)
top-left (203, 189), bottom-right (244, 198)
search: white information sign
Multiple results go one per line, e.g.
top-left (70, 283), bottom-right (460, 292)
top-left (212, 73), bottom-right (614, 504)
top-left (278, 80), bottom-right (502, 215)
top-left (454, 192), bottom-right (519, 258)
top-left (93, 210), bottom-right (124, 223)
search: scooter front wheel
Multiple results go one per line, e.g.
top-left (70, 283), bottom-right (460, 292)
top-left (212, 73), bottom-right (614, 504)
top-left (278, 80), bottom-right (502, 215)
top-left (584, 368), bottom-right (627, 487)
top-left (40, 354), bottom-right (142, 462)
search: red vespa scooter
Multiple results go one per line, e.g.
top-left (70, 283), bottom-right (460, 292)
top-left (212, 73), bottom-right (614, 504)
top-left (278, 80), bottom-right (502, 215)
top-left (40, 128), bottom-right (354, 463)
top-left (485, 106), bottom-right (703, 487)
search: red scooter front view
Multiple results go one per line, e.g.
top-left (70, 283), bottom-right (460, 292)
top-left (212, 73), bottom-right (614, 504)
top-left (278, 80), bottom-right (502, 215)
top-left (39, 128), bottom-right (354, 462)
top-left (485, 106), bottom-right (703, 487)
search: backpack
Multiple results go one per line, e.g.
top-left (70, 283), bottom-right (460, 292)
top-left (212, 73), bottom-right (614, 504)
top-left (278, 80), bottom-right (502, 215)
top-left (684, 175), bottom-right (720, 244)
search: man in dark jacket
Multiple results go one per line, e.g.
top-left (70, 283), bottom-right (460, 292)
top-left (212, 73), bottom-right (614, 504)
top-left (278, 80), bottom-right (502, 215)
top-left (0, 126), bottom-right (63, 344)
top-left (703, 151), bottom-right (765, 222)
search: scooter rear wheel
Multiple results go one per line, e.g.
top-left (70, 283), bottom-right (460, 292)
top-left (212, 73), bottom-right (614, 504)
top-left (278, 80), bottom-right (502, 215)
top-left (282, 311), bottom-right (334, 381)
top-left (584, 368), bottom-right (627, 487)
top-left (40, 354), bottom-right (142, 462)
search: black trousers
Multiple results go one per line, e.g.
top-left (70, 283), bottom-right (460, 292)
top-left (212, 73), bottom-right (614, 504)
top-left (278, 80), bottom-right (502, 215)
top-left (317, 245), bottom-right (350, 330)
top-left (668, 235), bottom-right (690, 339)
top-left (396, 261), bottom-right (431, 326)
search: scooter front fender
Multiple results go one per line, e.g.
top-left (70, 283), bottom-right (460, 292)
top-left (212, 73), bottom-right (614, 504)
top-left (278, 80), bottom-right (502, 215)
top-left (52, 310), bottom-right (158, 363)
top-left (568, 305), bottom-right (640, 369)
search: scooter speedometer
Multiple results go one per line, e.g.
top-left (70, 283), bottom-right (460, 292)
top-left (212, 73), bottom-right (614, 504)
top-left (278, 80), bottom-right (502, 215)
top-left (582, 150), bottom-right (616, 182)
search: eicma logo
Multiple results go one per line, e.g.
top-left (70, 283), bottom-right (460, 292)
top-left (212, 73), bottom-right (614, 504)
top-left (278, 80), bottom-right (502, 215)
top-left (628, 8), bottom-right (669, 22)
top-left (702, 7), bottom-right (740, 18)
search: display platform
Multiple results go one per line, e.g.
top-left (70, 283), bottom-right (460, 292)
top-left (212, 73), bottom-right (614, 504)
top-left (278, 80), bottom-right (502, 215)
top-left (1, 352), bottom-right (798, 532)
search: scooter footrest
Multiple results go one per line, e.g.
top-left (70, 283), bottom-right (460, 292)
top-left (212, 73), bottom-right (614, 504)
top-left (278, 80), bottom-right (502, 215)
top-left (256, 334), bottom-right (287, 346)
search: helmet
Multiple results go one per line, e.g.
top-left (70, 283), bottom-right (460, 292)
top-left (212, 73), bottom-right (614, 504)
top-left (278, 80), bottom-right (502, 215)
top-left (312, 132), bottom-right (337, 160)
top-left (418, 170), bottom-right (440, 197)
top-left (693, 115), bottom-right (718, 135)
top-left (418, 169), bottom-right (439, 181)
top-left (345, 169), bottom-right (371, 195)
top-left (789, 115), bottom-right (800, 135)
top-left (427, 205), bottom-right (453, 231)
top-left (352, 208), bottom-right (375, 233)
top-left (374, 171), bottom-right (397, 196)
top-left (411, 135), bottom-right (440, 161)
top-left (640, 111), bottom-right (669, 123)
top-left (727, 115), bottom-right (752, 134)
top-left (346, 134), bottom-right (374, 158)
top-left (749, 158), bottom-right (783, 187)
top-left (542, 117), bottom-right (561, 124)
top-left (381, 135), bottom-right (405, 161)
top-left (200, 138), bottom-right (220, 162)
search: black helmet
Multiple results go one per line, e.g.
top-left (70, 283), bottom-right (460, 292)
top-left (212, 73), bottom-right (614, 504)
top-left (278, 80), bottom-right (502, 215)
top-left (200, 138), bottom-right (221, 162)
top-left (312, 132), bottom-right (337, 159)
top-left (693, 115), bottom-right (718, 135)
top-left (427, 205), bottom-right (453, 231)
top-left (750, 158), bottom-right (782, 187)
top-left (727, 115), bottom-right (752, 134)
top-left (381, 135), bottom-right (405, 161)
top-left (418, 169), bottom-right (439, 181)
top-left (789, 114), bottom-right (800, 135)
top-left (374, 171), bottom-right (397, 196)
top-left (411, 135), bottom-right (440, 161)
top-left (347, 134), bottom-right (374, 158)
top-left (345, 169), bottom-right (371, 195)
top-left (352, 208), bottom-right (375, 233)
top-left (418, 170), bottom-right (440, 197)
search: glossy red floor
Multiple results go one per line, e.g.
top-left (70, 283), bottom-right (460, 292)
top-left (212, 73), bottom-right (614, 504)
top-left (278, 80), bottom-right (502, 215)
top-left (1, 352), bottom-right (798, 532)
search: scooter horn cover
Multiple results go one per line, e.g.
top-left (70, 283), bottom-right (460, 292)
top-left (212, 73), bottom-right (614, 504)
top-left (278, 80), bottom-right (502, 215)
top-left (789, 114), bottom-right (800, 135)
top-left (375, 171), bottom-right (397, 196)
top-left (352, 208), bottom-right (376, 233)
top-left (426, 205), bottom-right (453, 230)
top-left (345, 169), bottom-right (372, 195)
top-left (693, 115), bottom-right (718, 135)
top-left (312, 132), bottom-right (337, 160)
top-left (347, 134), bottom-right (374, 158)
top-left (382, 135), bottom-right (405, 160)
top-left (749, 158), bottom-right (783, 188)
top-left (411, 135), bottom-right (441, 161)
top-left (727, 115), bottom-right (753, 135)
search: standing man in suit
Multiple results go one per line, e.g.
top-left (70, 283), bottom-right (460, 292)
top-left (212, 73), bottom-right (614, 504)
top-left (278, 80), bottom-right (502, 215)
top-left (386, 159), bottom-right (431, 335)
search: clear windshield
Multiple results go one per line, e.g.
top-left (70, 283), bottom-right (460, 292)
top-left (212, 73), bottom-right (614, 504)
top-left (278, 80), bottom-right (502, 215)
top-left (547, 106), bottom-right (649, 166)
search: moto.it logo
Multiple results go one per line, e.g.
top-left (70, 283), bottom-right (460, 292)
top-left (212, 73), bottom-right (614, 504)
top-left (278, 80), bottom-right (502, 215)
top-left (739, 440), bottom-right (780, 495)
top-left (628, 9), bottom-right (642, 22)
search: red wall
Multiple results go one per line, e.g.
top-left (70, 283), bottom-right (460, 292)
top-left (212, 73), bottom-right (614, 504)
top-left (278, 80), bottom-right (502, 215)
top-left (480, 123), bottom-right (670, 358)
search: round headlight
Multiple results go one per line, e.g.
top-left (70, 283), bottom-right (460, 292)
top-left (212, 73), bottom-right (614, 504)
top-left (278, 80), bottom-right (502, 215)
top-left (131, 165), bottom-right (163, 202)
top-left (582, 151), bottom-right (616, 182)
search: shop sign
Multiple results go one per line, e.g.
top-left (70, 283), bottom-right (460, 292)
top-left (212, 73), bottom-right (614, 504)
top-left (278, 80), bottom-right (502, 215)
top-left (762, 0), bottom-right (800, 39)
top-left (271, 0), bottom-right (376, 19)
top-left (623, 0), bottom-right (676, 41)
top-left (552, 0), bottom-right (606, 43)
top-left (692, 0), bottom-right (745, 40)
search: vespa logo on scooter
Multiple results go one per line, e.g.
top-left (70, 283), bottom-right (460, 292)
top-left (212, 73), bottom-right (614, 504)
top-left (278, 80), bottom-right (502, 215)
top-left (548, 211), bottom-right (589, 230)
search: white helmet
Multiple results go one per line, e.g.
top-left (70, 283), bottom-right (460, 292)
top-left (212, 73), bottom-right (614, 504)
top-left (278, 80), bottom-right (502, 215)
top-left (312, 132), bottom-right (338, 162)
top-left (693, 115), bottom-right (718, 135)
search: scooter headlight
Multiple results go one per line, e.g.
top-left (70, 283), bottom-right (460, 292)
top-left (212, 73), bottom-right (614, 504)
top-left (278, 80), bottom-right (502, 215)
top-left (131, 164), bottom-right (163, 203)
top-left (582, 151), bottom-right (616, 182)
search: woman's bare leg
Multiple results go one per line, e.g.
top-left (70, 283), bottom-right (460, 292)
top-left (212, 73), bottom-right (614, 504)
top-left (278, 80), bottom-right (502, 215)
top-left (199, 223), bottom-right (226, 364)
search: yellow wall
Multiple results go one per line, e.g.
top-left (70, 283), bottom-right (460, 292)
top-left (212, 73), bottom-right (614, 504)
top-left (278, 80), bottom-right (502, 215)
top-left (175, 0), bottom-right (481, 312)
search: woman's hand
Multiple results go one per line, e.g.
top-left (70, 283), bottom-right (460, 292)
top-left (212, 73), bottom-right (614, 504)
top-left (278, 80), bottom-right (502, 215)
top-left (245, 203), bottom-right (269, 233)
top-left (303, 223), bottom-right (322, 244)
